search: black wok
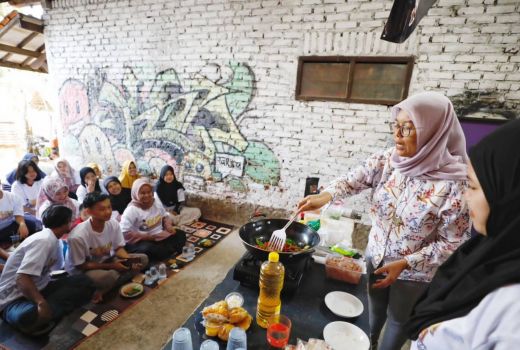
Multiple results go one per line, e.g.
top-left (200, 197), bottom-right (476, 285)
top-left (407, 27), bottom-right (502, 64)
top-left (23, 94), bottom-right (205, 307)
top-left (239, 218), bottom-right (320, 263)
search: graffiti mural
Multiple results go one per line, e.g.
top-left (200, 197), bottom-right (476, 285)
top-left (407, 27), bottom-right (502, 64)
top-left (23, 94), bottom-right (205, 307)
top-left (58, 63), bottom-right (280, 188)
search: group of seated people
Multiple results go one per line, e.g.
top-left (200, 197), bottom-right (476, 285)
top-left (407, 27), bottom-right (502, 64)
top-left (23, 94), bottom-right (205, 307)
top-left (0, 156), bottom-right (201, 335)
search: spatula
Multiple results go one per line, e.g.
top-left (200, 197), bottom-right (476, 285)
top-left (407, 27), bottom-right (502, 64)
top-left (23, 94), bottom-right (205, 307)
top-left (268, 211), bottom-right (299, 252)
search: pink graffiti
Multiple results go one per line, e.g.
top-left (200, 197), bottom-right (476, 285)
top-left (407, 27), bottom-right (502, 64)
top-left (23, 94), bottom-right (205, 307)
top-left (59, 79), bottom-right (90, 131)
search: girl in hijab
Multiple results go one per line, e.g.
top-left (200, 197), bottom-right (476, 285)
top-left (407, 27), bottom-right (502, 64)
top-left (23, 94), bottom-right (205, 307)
top-left (51, 158), bottom-right (80, 198)
top-left (5, 153), bottom-right (46, 185)
top-left (36, 177), bottom-right (79, 221)
top-left (406, 119), bottom-right (520, 349)
top-left (76, 167), bottom-right (103, 204)
top-left (154, 165), bottom-right (201, 226)
top-left (298, 92), bottom-right (471, 350)
top-left (118, 160), bottom-right (140, 190)
top-left (120, 179), bottom-right (186, 261)
top-left (103, 176), bottom-right (131, 221)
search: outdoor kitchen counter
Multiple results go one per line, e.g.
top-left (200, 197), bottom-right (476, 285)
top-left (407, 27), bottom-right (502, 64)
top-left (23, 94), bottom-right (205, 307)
top-left (162, 258), bottom-right (369, 349)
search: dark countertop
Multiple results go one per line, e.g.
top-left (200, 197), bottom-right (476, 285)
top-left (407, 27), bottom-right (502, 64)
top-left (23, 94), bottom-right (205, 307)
top-left (163, 259), bottom-right (369, 349)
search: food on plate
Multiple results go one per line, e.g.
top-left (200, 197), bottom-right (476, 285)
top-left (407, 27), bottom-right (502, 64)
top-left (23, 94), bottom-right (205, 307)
top-left (217, 323), bottom-right (235, 341)
top-left (204, 321), bottom-right (221, 337)
top-left (228, 307), bottom-right (248, 323)
top-left (255, 237), bottom-right (309, 252)
top-left (199, 239), bottom-right (214, 248)
top-left (202, 298), bottom-right (253, 338)
top-left (202, 300), bottom-right (229, 323)
top-left (120, 283), bottom-right (143, 297)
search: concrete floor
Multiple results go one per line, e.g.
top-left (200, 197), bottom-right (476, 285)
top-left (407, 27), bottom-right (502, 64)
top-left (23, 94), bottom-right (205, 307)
top-left (76, 229), bottom-right (245, 350)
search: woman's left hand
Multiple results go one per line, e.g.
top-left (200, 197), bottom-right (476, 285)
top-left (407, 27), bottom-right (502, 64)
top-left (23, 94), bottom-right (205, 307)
top-left (372, 259), bottom-right (409, 289)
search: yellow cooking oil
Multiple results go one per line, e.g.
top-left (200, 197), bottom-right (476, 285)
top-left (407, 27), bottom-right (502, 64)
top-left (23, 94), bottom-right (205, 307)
top-left (256, 252), bottom-right (285, 328)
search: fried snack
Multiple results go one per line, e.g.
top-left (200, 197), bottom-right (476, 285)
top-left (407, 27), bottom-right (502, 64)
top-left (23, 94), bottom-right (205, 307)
top-left (217, 323), bottom-right (235, 342)
top-left (202, 301), bottom-right (229, 323)
top-left (204, 321), bottom-right (221, 337)
top-left (236, 314), bottom-right (252, 331)
top-left (228, 307), bottom-right (248, 324)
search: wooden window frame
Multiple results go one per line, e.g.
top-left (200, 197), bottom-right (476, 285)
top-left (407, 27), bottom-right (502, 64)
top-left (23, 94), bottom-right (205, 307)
top-left (295, 55), bottom-right (415, 106)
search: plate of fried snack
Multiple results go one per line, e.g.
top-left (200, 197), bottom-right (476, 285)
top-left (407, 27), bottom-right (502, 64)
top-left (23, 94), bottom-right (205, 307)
top-left (201, 299), bottom-right (253, 341)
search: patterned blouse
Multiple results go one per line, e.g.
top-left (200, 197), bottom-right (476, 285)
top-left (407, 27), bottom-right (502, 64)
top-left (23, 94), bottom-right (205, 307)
top-left (324, 148), bottom-right (471, 282)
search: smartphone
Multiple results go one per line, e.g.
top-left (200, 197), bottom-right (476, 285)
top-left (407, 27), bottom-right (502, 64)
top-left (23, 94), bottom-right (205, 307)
top-left (123, 257), bottom-right (141, 267)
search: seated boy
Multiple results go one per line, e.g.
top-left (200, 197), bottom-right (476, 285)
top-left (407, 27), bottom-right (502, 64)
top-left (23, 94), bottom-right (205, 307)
top-left (66, 192), bottom-right (148, 303)
top-left (0, 205), bottom-right (94, 335)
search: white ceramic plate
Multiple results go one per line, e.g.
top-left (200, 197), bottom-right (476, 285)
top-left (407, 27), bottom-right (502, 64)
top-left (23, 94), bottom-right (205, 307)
top-left (324, 291), bottom-right (364, 318)
top-left (323, 321), bottom-right (370, 350)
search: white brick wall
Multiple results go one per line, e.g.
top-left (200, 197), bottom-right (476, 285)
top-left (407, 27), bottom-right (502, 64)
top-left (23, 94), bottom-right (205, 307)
top-left (44, 0), bottom-right (520, 214)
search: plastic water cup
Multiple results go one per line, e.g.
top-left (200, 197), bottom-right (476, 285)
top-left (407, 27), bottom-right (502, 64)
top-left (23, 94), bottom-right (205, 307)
top-left (200, 339), bottom-right (219, 350)
top-left (150, 266), bottom-right (159, 281)
top-left (158, 263), bottom-right (167, 279)
top-left (226, 327), bottom-right (247, 350)
top-left (171, 327), bottom-right (193, 350)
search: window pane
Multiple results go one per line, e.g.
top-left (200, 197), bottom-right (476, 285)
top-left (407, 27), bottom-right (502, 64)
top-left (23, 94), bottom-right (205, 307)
top-left (299, 62), bottom-right (350, 99)
top-left (350, 63), bottom-right (408, 101)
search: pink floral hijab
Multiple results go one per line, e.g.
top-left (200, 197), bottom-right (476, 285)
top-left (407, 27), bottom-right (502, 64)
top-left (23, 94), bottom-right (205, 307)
top-left (390, 91), bottom-right (468, 180)
top-left (36, 176), bottom-right (78, 216)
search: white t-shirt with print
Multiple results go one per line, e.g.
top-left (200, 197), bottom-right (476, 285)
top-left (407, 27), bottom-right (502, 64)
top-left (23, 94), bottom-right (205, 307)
top-left (11, 180), bottom-right (42, 208)
top-left (0, 228), bottom-right (63, 311)
top-left (0, 191), bottom-right (24, 230)
top-left (120, 201), bottom-right (167, 237)
top-left (411, 284), bottom-right (520, 350)
top-left (37, 199), bottom-right (79, 220)
top-left (65, 218), bottom-right (126, 273)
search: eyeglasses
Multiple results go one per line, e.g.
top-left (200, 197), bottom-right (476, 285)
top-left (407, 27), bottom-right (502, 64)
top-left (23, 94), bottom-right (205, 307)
top-left (389, 122), bottom-right (417, 137)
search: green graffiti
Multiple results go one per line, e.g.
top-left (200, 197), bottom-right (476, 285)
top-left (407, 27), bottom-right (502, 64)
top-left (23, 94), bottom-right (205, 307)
top-left (243, 141), bottom-right (280, 186)
top-left (225, 62), bottom-right (254, 119)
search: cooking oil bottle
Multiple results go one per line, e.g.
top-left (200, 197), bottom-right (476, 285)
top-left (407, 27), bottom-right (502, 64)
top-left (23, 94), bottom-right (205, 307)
top-left (256, 252), bottom-right (285, 328)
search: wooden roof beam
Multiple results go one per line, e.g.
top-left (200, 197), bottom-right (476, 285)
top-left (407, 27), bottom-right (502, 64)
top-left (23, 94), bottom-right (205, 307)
top-left (0, 42), bottom-right (40, 58)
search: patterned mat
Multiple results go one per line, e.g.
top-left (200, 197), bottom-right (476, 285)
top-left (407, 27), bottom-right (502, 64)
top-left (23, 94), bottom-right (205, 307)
top-left (0, 219), bottom-right (234, 350)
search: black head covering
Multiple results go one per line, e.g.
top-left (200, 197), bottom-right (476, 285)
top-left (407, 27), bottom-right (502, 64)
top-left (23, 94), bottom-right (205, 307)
top-left (79, 167), bottom-right (102, 192)
top-left (155, 165), bottom-right (185, 209)
top-left (103, 176), bottom-right (131, 214)
top-left (406, 119), bottom-right (520, 339)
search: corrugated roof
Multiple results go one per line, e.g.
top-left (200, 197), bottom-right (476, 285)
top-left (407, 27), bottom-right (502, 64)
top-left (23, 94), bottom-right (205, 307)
top-left (0, 10), bottom-right (47, 73)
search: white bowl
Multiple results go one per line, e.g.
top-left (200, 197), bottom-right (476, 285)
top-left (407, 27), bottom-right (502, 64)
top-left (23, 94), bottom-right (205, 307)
top-left (323, 321), bottom-right (369, 350)
top-left (324, 291), bottom-right (364, 318)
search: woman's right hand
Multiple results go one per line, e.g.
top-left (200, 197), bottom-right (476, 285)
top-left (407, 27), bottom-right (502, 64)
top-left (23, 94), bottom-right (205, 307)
top-left (297, 192), bottom-right (333, 212)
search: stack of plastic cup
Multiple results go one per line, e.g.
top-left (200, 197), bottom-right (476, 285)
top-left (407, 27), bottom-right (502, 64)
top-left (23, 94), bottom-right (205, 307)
top-left (200, 339), bottom-right (219, 350)
top-left (226, 327), bottom-right (247, 350)
top-left (171, 327), bottom-right (193, 350)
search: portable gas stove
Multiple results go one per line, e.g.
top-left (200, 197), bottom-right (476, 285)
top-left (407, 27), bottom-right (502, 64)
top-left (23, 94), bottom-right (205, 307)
top-left (232, 252), bottom-right (312, 295)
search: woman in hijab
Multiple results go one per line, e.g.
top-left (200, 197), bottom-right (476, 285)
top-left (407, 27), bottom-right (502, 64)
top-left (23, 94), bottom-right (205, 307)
top-left (103, 176), bottom-right (131, 221)
top-left (76, 167), bottom-right (103, 204)
top-left (154, 165), bottom-right (201, 226)
top-left (118, 160), bottom-right (140, 190)
top-left (51, 158), bottom-right (80, 199)
top-left (36, 177), bottom-right (79, 220)
top-left (298, 92), bottom-right (471, 350)
top-left (406, 119), bottom-right (520, 349)
top-left (5, 153), bottom-right (46, 185)
top-left (120, 179), bottom-right (186, 261)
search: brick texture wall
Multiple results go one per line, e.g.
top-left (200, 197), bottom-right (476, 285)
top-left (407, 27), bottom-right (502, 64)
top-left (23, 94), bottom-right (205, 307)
top-left (44, 0), bottom-right (520, 214)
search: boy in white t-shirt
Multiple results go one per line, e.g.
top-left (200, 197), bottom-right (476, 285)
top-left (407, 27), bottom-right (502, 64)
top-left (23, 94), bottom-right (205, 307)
top-left (66, 192), bottom-right (148, 303)
top-left (0, 205), bottom-right (94, 335)
top-left (0, 181), bottom-right (40, 245)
